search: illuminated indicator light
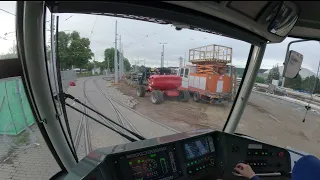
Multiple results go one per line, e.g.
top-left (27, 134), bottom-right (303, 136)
top-left (203, 166), bottom-right (205, 168)
top-left (196, 168), bottom-right (199, 171)
top-left (150, 154), bottom-right (157, 158)
top-left (262, 152), bottom-right (264, 155)
top-left (191, 162), bottom-right (194, 165)
top-left (141, 160), bottom-right (144, 163)
top-left (137, 160), bottom-right (141, 163)
top-left (187, 163), bottom-right (190, 166)
top-left (279, 152), bottom-right (284, 157)
top-left (189, 171), bottom-right (192, 174)
top-left (129, 162), bottom-right (132, 165)
top-left (255, 152), bottom-right (258, 155)
top-left (200, 167), bottom-right (202, 170)
top-left (265, 152), bottom-right (268, 155)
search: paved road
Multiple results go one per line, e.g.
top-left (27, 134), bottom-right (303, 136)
top-left (238, 91), bottom-right (320, 157)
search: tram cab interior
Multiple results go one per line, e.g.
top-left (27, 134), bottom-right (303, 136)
top-left (4, 1), bottom-right (320, 180)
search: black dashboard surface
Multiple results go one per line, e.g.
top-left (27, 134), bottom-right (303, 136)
top-left (65, 129), bottom-right (291, 180)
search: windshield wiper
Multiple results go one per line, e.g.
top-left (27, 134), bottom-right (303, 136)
top-left (61, 93), bottom-right (146, 141)
top-left (65, 102), bottom-right (138, 142)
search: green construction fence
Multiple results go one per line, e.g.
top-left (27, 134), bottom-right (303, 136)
top-left (0, 77), bottom-right (35, 135)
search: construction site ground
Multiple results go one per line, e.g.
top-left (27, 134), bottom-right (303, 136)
top-left (115, 80), bottom-right (231, 132)
top-left (115, 79), bottom-right (320, 158)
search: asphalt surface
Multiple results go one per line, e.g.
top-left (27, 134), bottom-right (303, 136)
top-left (239, 91), bottom-right (320, 157)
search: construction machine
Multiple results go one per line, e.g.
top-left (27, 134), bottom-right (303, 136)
top-left (178, 44), bottom-right (237, 104)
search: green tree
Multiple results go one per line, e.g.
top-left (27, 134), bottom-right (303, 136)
top-left (255, 76), bottom-right (265, 84)
top-left (103, 47), bottom-right (131, 72)
top-left (266, 65), bottom-right (280, 84)
top-left (284, 73), bottom-right (302, 90)
top-left (123, 58), bottom-right (131, 72)
top-left (301, 75), bottom-right (320, 94)
top-left (56, 31), bottom-right (94, 70)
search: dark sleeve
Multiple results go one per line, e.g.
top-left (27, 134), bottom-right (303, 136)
top-left (250, 175), bottom-right (260, 180)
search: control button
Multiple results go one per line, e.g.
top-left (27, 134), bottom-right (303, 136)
top-left (279, 152), bottom-right (284, 157)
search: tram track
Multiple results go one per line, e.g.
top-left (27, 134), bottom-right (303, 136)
top-left (73, 102), bottom-right (92, 155)
top-left (93, 79), bottom-right (143, 137)
top-left (73, 76), bottom-right (178, 154)
top-left (82, 78), bottom-right (131, 143)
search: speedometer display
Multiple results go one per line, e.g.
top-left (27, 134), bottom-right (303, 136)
top-left (127, 147), bottom-right (180, 180)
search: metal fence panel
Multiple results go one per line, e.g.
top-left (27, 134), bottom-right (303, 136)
top-left (0, 77), bottom-right (35, 135)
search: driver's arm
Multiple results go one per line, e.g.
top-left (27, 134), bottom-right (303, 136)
top-left (234, 163), bottom-right (259, 180)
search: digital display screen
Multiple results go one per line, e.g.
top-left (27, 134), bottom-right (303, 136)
top-left (248, 144), bottom-right (262, 149)
top-left (184, 137), bottom-right (214, 160)
top-left (127, 148), bottom-right (177, 180)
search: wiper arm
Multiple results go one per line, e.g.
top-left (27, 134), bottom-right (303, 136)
top-left (62, 93), bottom-right (146, 141)
top-left (66, 102), bottom-right (138, 142)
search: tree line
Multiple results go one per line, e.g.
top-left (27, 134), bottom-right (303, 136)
top-left (0, 30), bottom-right (132, 74)
top-left (56, 30), bottom-right (131, 73)
top-left (259, 65), bottom-right (320, 94)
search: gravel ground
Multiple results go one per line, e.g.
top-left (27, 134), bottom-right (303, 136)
top-left (115, 80), bottom-right (232, 132)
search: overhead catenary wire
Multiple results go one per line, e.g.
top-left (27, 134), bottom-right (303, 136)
top-left (0, 8), bottom-right (15, 16)
top-left (124, 25), bottom-right (171, 48)
top-left (89, 15), bottom-right (99, 39)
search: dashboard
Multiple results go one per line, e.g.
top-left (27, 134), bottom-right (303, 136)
top-left (65, 129), bottom-right (291, 180)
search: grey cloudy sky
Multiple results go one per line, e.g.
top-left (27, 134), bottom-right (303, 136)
top-left (1, 1), bottom-right (320, 73)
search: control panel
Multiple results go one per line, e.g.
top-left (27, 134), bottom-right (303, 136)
top-left (65, 130), bottom-right (291, 180)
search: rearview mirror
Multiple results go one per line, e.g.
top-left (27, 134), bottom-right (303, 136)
top-left (282, 50), bottom-right (303, 78)
top-left (268, 2), bottom-right (299, 37)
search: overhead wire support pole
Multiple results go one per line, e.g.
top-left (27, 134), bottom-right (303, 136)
top-left (159, 43), bottom-right (167, 68)
top-left (114, 20), bottom-right (118, 83)
top-left (119, 35), bottom-right (122, 79)
top-left (121, 43), bottom-right (124, 74)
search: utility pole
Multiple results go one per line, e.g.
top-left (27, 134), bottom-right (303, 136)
top-left (184, 52), bottom-right (187, 66)
top-left (311, 60), bottom-right (320, 95)
top-left (119, 35), bottom-right (122, 79)
top-left (114, 20), bottom-right (118, 83)
top-left (159, 43), bottom-right (167, 68)
top-left (121, 47), bottom-right (125, 73)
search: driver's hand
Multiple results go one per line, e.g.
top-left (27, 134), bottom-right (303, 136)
top-left (234, 163), bottom-right (256, 179)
